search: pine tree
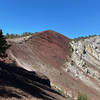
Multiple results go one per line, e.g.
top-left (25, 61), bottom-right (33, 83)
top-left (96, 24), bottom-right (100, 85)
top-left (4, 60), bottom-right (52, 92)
top-left (0, 29), bottom-right (9, 58)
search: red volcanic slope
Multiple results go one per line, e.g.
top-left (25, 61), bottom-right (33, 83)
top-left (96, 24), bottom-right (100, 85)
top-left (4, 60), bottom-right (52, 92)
top-left (8, 30), bottom-right (71, 70)
top-left (30, 30), bottom-right (71, 68)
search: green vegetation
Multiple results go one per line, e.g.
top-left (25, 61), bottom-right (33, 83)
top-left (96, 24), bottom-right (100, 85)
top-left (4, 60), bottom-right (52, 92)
top-left (73, 34), bottom-right (97, 41)
top-left (0, 29), bottom-right (9, 58)
top-left (5, 32), bottom-right (37, 39)
top-left (77, 92), bottom-right (88, 100)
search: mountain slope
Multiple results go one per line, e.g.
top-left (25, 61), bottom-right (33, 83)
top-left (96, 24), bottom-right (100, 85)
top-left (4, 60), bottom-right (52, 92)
top-left (0, 62), bottom-right (69, 100)
top-left (7, 30), bottom-right (100, 100)
top-left (7, 30), bottom-right (71, 70)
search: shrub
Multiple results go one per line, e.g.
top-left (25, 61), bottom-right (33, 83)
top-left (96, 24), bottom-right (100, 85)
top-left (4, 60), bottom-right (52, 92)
top-left (5, 32), bottom-right (34, 39)
top-left (77, 92), bottom-right (88, 100)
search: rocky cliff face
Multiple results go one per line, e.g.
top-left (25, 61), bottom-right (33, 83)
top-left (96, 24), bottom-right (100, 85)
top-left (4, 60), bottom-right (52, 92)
top-left (64, 35), bottom-right (100, 100)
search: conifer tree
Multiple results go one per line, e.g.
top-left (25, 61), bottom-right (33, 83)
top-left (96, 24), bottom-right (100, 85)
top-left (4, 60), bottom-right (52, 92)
top-left (0, 29), bottom-right (9, 58)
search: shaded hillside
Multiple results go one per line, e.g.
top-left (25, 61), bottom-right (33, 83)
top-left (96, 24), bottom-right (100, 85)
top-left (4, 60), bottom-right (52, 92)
top-left (0, 62), bottom-right (69, 100)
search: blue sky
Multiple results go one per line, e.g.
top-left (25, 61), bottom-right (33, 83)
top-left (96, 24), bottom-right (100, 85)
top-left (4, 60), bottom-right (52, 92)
top-left (0, 0), bottom-right (100, 38)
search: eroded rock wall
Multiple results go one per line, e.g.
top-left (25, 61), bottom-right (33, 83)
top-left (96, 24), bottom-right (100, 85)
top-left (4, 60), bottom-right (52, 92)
top-left (65, 36), bottom-right (100, 93)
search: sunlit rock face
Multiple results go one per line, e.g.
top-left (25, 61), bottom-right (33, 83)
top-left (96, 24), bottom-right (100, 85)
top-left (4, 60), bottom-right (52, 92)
top-left (64, 36), bottom-right (100, 99)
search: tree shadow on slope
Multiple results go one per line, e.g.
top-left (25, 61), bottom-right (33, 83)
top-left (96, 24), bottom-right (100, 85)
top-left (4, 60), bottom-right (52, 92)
top-left (0, 88), bottom-right (21, 99)
top-left (0, 61), bottom-right (63, 100)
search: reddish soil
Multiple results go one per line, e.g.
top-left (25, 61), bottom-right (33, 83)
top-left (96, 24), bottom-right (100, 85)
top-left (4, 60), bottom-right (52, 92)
top-left (29, 30), bottom-right (71, 68)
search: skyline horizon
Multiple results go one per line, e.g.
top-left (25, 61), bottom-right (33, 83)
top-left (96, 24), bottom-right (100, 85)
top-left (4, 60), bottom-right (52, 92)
top-left (1, 29), bottom-right (99, 39)
top-left (1, 0), bottom-right (100, 38)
